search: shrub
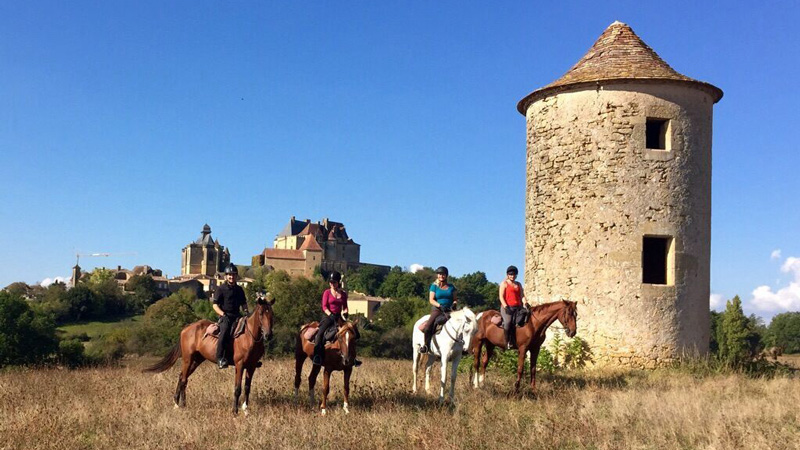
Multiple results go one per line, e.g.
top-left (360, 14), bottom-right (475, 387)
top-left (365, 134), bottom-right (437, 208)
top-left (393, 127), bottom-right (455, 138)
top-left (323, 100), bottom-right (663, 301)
top-left (0, 291), bottom-right (59, 366)
top-left (57, 339), bottom-right (86, 368)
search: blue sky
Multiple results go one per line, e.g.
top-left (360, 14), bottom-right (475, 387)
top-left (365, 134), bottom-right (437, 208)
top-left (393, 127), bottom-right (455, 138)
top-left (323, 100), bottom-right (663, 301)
top-left (1, 2), bottom-right (798, 320)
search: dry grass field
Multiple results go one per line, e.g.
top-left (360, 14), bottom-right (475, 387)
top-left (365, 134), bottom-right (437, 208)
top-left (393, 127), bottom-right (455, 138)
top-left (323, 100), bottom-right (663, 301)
top-left (1, 357), bottom-right (799, 450)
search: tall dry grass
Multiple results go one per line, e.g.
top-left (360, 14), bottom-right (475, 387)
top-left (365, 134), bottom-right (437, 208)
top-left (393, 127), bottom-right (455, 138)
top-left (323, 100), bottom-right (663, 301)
top-left (1, 357), bottom-right (798, 450)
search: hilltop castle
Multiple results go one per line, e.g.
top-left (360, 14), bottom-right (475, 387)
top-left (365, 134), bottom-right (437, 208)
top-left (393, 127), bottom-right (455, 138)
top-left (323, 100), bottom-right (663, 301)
top-left (252, 216), bottom-right (387, 277)
top-left (518, 22), bottom-right (722, 367)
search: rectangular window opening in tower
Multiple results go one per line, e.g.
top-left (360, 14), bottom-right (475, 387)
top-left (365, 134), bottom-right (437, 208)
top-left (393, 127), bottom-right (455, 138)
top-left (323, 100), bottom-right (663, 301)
top-left (642, 235), bottom-right (675, 285)
top-left (646, 118), bottom-right (670, 150)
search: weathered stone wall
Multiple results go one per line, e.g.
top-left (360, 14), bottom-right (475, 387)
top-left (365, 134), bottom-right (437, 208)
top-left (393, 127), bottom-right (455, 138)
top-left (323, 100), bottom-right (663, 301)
top-left (523, 83), bottom-right (714, 368)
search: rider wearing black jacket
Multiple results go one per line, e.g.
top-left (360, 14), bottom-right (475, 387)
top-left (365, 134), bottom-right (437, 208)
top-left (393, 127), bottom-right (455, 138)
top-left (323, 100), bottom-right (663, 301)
top-left (212, 264), bottom-right (249, 369)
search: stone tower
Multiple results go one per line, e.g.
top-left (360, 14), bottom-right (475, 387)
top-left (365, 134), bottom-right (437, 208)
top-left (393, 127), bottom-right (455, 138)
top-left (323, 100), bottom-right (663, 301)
top-left (517, 22), bottom-right (722, 367)
top-left (181, 224), bottom-right (230, 277)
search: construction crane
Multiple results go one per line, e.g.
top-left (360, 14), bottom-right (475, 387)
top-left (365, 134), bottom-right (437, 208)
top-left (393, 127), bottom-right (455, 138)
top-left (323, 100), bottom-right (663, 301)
top-left (75, 252), bottom-right (137, 267)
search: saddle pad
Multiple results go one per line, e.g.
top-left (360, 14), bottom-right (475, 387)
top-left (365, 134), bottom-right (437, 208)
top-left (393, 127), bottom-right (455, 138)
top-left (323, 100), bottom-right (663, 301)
top-left (204, 317), bottom-right (247, 339)
top-left (303, 327), bottom-right (318, 341)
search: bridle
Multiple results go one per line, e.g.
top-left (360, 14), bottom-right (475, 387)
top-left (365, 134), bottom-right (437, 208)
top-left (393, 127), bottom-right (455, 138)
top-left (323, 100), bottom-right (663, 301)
top-left (245, 304), bottom-right (272, 343)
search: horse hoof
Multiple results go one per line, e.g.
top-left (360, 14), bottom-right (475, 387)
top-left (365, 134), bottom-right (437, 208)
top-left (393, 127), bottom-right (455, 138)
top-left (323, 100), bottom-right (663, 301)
top-left (173, 404), bottom-right (179, 410)
top-left (320, 408), bottom-right (327, 416)
top-left (343, 403), bottom-right (349, 414)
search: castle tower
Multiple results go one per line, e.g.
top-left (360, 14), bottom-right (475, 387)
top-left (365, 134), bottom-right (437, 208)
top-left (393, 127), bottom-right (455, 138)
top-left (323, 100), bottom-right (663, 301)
top-left (517, 22), bottom-right (722, 368)
top-left (181, 224), bottom-right (230, 277)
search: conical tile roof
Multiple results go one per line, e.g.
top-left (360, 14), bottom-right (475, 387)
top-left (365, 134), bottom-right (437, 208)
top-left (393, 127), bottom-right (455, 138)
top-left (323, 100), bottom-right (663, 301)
top-left (517, 21), bottom-right (723, 114)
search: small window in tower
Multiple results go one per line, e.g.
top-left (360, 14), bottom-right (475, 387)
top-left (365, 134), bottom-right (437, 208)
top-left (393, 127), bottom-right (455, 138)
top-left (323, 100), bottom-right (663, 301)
top-left (642, 236), bottom-right (674, 285)
top-left (646, 118), bottom-right (669, 150)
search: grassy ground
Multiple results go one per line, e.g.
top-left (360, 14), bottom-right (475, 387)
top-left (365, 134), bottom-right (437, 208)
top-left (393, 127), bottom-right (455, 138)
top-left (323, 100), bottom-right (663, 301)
top-left (1, 357), bottom-right (798, 450)
top-left (58, 315), bottom-right (143, 339)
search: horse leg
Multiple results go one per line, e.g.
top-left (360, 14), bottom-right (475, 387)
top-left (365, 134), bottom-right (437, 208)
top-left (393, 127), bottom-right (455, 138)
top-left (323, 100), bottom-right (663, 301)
top-left (412, 346), bottom-right (420, 394)
top-left (438, 353), bottom-right (447, 403)
top-left (449, 353), bottom-right (461, 403)
top-left (308, 364), bottom-right (321, 406)
top-left (320, 369), bottom-right (331, 416)
top-left (424, 354), bottom-right (435, 394)
top-left (174, 352), bottom-right (198, 408)
top-left (179, 354), bottom-right (204, 408)
top-left (481, 344), bottom-right (495, 387)
top-left (472, 340), bottom-right (484, 388)
top-left (294, 353), bottom-right (306, 399)
top-left (343, 367), bottom-right (352, 414)
top-left (514, 348), bottom-right (526, 394)
top-left (529, 346), bottom-right (540, 393)
top-left (242, 365), bottom-right (255, 416)
top-left (232, 363), bottom-right (244, 415)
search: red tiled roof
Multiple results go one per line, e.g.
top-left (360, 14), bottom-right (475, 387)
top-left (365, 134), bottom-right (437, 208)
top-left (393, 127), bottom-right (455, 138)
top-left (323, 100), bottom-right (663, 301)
top-left (263, 248), bottom-right (306, 260)
top-left (299, 223), bottom-right (322, 236)
top-left (517, 21), bottom-right (723, 114)
top-left (298, 237), bottom-right (323, 251)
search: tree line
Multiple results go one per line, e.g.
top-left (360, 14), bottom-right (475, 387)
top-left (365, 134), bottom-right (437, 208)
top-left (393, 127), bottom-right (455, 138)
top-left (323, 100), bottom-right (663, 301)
top-left (2, 267), bottom-right (800, 368)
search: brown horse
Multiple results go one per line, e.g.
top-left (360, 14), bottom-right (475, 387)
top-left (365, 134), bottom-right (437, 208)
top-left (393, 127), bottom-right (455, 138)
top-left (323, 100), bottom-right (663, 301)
top-left (294, 318), bottom-right (359, 415)
top-left (144, 297), bottom-right (275, 415)
top-left (471, 300), bottom-right (577, 393)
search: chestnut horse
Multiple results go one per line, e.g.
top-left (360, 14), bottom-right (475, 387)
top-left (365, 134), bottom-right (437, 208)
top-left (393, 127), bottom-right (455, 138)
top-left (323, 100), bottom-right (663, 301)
top-left (144, 296), bottom-right (275, 415)
top-left (471, 300), bottom-right (577, 393)
top-left (294, 318), bottom-right (359, 415)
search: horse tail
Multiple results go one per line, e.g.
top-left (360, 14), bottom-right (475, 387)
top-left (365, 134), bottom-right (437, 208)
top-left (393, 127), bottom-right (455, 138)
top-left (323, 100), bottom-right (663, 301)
top-left (142, 344), bottom-right (182, 373)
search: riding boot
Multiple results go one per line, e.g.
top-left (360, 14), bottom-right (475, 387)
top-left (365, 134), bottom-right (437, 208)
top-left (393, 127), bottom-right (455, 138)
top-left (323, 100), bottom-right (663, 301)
top-left (420, 327), bottom-right (433, 354)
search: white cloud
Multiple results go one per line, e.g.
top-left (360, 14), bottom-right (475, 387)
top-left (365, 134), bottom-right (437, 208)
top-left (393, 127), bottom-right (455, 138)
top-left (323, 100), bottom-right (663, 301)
top-left (409, 264), bottom-right (423, 273)
top-left (771, 249), bottom-right (782, 260)
top-left (709, 293), bottom-right (724, 311)
top-left (40, 276), bottom-right (69, 287)
top-left (750, 256), bottom-right (800, 313)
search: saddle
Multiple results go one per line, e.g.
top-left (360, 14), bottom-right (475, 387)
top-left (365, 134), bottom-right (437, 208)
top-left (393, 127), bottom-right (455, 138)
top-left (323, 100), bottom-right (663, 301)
top-left (302, 323), bottom-right (339, 344)
top-left (491, 308), bottom-right (529, 328)
top-left (204, 317), bottom-right (247, 340)
top-left (417, 311), bottom-right (451, 334)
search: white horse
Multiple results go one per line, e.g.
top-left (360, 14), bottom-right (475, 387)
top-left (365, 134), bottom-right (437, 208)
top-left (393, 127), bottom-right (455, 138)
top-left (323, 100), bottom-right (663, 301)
top-left (411, 307), bottom-right (477, 403)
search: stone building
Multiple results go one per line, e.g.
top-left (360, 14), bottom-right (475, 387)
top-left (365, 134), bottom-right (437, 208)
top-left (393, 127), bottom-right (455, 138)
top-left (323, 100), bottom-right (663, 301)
top-left (253, 217), bottom-right (387, 277)
top-left (517, 22), bottom-right (722, 367)
top-left (180, 224), bottom-right (230, 277)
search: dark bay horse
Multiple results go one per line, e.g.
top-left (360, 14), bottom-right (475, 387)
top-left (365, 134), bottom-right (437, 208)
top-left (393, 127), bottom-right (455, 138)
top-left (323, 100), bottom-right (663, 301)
top-left (144, 297), bottom-right (275, 415)
top-left (471, 300), bottom-right (577, 393)
top-left (294, 318), bottom-right (359, 415)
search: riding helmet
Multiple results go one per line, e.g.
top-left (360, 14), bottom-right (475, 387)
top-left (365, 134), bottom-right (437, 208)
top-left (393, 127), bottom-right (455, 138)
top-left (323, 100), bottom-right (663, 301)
top-left (224, 263), bottom-right (238, 275)
top-left (329, 271), bottom-right (342, 283)
top-left (506, 265), bottom-right (519, 275)
top-left (435, 266), bottom-right (449, 276)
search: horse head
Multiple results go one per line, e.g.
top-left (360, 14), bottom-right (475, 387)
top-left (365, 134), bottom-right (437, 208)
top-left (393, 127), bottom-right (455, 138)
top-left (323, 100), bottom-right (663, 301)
top-left (450, 307), bottom-right (478, 349)
top-left (336, 320), bottom-right (359, 367)
top-left (254, 292), bottom-right (276, 341)
top-left (558, 300), bottom-right (578, 338)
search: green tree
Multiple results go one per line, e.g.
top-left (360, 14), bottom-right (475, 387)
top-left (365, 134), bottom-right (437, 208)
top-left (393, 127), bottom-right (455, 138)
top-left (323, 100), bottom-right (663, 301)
top-left (716, 296), bottom-right (761, 366)
top-left (0, 291), bottom-right (59, 366)
top-left (62, 285), bottom-right (99, 322)
top-left (766, 312), bottom-right (800, 353)
top-left (126, 274), bottom-right (161, 312)
top-left (345, 266), bottom-right (386, 296)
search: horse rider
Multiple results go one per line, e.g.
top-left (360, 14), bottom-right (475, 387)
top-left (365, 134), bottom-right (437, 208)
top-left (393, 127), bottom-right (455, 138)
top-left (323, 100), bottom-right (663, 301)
top-left (212, 263), bottom-right (249, 369)
top-left (313, 271), bottom-right (350, 366)
top-left (419, 266), bottom-right (458, 354)
top-left (499, 265), bottom-right (528, 349)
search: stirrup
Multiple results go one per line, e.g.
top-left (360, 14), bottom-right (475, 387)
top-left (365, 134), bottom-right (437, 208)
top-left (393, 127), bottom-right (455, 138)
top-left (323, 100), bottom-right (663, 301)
top-left (312, 355), bottom-right (323, 366)
top-left (419, 345), bottom-right (428, 354)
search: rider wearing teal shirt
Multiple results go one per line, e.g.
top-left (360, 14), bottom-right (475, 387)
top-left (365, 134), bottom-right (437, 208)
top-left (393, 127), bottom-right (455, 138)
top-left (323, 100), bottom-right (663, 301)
top-left (419, 266), bottom-right (458, 354)
top-left (430, 283), bottom-right (455, 308)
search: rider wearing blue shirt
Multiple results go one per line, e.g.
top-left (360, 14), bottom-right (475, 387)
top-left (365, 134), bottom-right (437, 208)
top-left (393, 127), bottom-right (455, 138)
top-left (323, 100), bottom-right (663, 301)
top-left (419, 266), bottom-right (457, 354)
